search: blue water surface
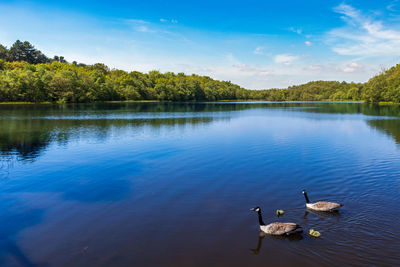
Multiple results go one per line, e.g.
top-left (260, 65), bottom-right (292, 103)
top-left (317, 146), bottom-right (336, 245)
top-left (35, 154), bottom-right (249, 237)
top-left (1, 102), bottom-right (400, 266)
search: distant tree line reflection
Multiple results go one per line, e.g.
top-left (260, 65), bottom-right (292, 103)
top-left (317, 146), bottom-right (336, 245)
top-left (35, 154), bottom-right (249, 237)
top-left (1, 102), bottom-right (400, 162)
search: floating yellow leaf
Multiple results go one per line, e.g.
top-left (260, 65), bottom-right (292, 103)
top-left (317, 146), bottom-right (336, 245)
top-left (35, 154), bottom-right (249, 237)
top-left (309, 229), bottom-right (321, 237)
top-left (276, 209), bottom-right (285, 216)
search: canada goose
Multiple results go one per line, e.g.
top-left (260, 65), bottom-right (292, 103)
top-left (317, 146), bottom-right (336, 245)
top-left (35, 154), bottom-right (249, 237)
top-left (250, 207), bottom-right (303, 235)
top-left (302, 190), bottom-right (343, 212)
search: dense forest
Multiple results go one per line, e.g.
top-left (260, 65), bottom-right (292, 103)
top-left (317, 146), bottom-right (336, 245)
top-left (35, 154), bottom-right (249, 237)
top-left (0, 40), bottom-right (399, 103)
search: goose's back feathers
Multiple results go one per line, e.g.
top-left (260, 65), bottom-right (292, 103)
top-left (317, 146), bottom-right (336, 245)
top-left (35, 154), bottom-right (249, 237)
top-left (260, 222), bottom-right (302, 235)
top-left (306, 201), bottom-right (343, 211)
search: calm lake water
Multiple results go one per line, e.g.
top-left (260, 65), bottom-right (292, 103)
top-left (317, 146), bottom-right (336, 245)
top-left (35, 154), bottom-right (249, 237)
top-left (1, 102), bottom-right (400, 266)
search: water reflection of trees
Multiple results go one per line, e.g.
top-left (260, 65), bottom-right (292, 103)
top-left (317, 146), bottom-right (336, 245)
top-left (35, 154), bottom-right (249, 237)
top-left (0, 102), bottom-right (263, 116)
top-left (0, 116), bottom-right (215, 161)
top-left (367, 119), bottom-right (400, 144)
top-left (2, 101), bottom-right (400, 117)
top-left (295, 103), bottom-right (400, 145)
top-left (1, 102), bottom-right (400, 162)
top-left (0, 120), bottom-right (53, 160)
top-left (291, 102), bottom-right (400, 117)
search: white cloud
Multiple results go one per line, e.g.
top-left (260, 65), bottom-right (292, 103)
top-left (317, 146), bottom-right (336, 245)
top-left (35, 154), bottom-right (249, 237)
top-left (387, 0), bottom-right (400, 12)
top-left (334, 4), bottom-right (360, 21)
top-left (343, 62), bottom-right (363, 72)
top-left (257, 71), bottom-right (270, 76)
top-left (308, 64), bottom-right (322, 71)
top-left (125, 18), bottom-right (179, 33)
top-left (124, 19), bottom-right (156, 33)
top-left (136, 25), bottom-right (154, 33)
top-left (305, 41), bottom-right (312, 46)
top-left (232, 63), bottom-right (270, 76)
top-left (254, 46), bottom-right (266, 55)
top-left (125, 19), bottom-right (149, 24)
top-left (303, 62), bottom-right (367, 76)
top-left (160, 18), bottom-right (178, 24)
top-left (343, 67), bottom-right (354, 72)
top-left (289, 27), bottom-right (302, 35)
top-left (329, 4), bottom-right (400, 56)
top-left (274, 54), bottom-right (299, 66)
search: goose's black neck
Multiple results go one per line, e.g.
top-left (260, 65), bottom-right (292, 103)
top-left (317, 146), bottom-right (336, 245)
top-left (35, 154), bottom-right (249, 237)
top-left (257, 210), bottom-right (266, 226)
top-left (303, 192), bottom-right (310, 203)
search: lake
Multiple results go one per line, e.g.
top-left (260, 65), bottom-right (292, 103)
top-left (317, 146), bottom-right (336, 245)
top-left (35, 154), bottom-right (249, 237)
top-left (1, 102), bottom-right (400, 266)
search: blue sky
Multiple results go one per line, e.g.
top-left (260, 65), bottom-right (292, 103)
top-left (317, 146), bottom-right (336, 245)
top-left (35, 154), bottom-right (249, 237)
top-left (1, 0), bottom-right (400, 89)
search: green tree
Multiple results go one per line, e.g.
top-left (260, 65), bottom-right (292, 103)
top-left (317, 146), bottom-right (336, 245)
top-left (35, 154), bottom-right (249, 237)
top-left (0, 44), bottom-right (8, 61)
top-left (7, 40), bottom-right (49, 64)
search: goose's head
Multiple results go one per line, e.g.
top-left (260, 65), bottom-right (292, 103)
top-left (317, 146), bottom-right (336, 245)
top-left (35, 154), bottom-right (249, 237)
top-left (250, 206), bottom-right (261, 212)
top-left (302, 189), bottom-right (307, 194)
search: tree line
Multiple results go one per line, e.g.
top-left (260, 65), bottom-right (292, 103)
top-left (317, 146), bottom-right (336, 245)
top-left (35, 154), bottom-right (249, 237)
top-left (0, 40), bottom-right (399, 103)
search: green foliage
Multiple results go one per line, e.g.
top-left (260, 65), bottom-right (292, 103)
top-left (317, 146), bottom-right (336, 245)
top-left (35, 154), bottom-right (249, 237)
top-left (0, 40), bottom-right (400, 103)
top-left (247, 67), bottom-right (400, 103)
top-left (247, 81), bottom-right (363, 101)
top-left (7, 40), bottom-right (49, 64)
top-left (0, 60), bottom-right (248, 103)
top-left (0, 45), bottom-right (8, 61)
top-left (362, 65), bottom-right (400, 103)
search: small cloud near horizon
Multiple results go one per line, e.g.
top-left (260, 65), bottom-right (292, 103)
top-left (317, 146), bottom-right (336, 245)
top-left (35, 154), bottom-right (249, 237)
top-left (274, 54), bottom-right (299, 66)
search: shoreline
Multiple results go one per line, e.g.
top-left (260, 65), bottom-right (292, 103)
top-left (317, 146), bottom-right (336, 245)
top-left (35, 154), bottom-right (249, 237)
top-left (1, 100), bottom-right (397, 105)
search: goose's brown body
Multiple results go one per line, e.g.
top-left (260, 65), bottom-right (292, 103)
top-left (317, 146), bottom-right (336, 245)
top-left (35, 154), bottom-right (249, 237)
top-left (306, 201), bottom-right (343, 212)
top-left (260, 222), bottom-right (302, 235)
top-left (302, 190), bottom-right (343, 212)
top-left (251, 207), bottom-right (303, 236)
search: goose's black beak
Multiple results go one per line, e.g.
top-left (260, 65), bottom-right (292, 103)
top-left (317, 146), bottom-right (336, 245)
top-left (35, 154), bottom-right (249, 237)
top-left (250, 208), bottom-right (256, 211)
